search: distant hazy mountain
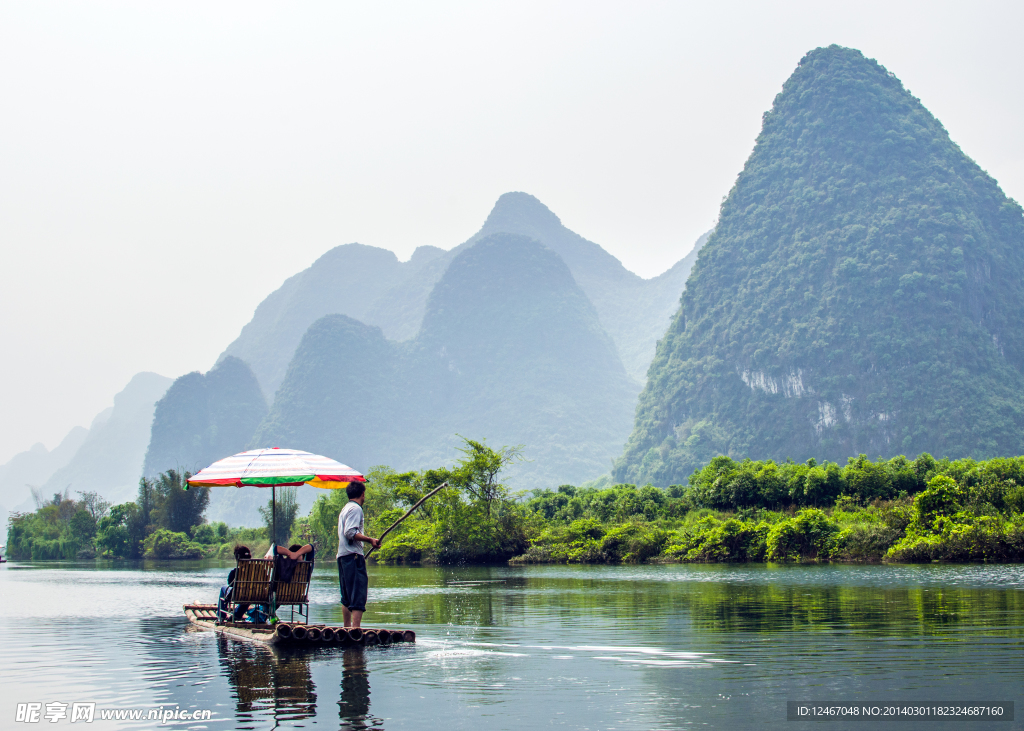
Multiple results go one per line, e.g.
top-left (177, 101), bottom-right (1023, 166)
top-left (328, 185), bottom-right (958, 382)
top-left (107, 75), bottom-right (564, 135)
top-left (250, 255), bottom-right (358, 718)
top-left (0, 425), bottom-right (89, 521)
top-left (465, 194), bottom-right (709, 382)
top-left (144, 356), bottom-right (267, 477)
top-left (253, 233), bottom-right (640, 491)
top-left (142, 356), bottom-right (268, 525)
top-left (218, 192), bottom-right (707, 397)
top-left (219, 244), bottom-right (447, 398)
top-left (41, 372), bottom-right (172, 506)
top-left (617, 45), bottom-right (1024, 485)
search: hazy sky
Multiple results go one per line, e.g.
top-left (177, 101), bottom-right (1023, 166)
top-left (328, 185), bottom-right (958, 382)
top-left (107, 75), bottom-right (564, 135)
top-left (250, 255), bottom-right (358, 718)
top-left (1, 1), bottom-right (1022, 463)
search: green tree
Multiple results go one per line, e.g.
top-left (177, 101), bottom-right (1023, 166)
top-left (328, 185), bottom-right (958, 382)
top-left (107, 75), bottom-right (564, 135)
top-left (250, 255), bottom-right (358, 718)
top-left (142, 529), bottom-right (204, 559)
top-left (449, 438), bottom-right (523, 516)
top-left (136, 476), bottom-right (158, 526)
top-left (150, 469), bottom-right (209, 534)
top-left (75, 492), bottom-right (110, 522)
top-left (913, 475), bottom-right (963, 528)
top-left (96, 503), bottom-right (143, 558)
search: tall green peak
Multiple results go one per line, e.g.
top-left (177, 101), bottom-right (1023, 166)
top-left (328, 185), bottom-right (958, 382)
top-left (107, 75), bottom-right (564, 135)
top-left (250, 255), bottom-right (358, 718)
top-left (615, 46), bottom-right (1024, 486)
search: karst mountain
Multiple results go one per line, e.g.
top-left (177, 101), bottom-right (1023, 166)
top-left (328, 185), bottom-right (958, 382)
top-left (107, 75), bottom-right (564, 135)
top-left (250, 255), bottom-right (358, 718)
top-left (615, 45), bottom-right (1024, 486)
top-left (253, 233), bottom-right (639, 490)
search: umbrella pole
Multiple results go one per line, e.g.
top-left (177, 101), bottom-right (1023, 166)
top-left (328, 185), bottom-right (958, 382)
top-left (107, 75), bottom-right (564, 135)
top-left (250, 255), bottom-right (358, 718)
top-left (271, 484), bottom-right (278, 621)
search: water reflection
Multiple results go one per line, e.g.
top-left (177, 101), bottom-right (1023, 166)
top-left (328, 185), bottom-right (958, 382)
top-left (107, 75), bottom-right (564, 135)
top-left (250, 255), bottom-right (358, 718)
top-left (369, 566), bottom-right (1024, 639)
top-left (217, 636), bottom-right (317, 725)
top-left (215, 634), bottom-right (385, 730)
top-left (339, 649), bottom-right (384, 730)
top-left (3, 562), bottom-right (1023, 730)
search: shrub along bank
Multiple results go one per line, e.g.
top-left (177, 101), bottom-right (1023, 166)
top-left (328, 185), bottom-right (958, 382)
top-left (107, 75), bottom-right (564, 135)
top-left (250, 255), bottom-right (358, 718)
top-left (514, 454), bottom-right (1024, 563)
top-left (305, 439), bottom-right (530, 564)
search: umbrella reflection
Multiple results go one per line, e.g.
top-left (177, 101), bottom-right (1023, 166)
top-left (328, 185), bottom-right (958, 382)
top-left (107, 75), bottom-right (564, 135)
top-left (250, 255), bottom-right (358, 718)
top-left (339, 649), bottom-right (384, 730)
top-left (216, 635), bottom-right (317, 724)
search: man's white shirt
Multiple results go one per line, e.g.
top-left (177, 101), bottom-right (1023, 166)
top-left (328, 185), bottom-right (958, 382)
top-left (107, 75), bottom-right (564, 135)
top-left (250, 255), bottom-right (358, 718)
top-left (337, 501), bottom-right (365, 557)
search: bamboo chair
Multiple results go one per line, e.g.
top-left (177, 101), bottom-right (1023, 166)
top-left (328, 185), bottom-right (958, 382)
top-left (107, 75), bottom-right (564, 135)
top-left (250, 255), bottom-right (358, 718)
top-left (226, 558), bottom-right (275, 623)
top-left (273, 559), bottom-right (313, 623)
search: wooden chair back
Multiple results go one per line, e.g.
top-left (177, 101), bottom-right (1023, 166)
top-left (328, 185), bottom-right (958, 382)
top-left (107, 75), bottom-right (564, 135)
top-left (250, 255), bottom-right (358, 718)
top-left (274, 560), bottom-right (313, 606)
top-left (232, 558), bottom-right (274, 604)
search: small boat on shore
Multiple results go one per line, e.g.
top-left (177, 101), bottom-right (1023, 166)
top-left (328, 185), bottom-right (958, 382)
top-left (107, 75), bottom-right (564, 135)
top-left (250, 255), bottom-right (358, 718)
top-left (183, 604), bottom-right (416, 647)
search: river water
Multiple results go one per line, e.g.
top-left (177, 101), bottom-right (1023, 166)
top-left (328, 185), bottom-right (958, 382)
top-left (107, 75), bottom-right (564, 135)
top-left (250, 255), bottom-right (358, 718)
top-left (1, 561), bottom-right (1022, 730)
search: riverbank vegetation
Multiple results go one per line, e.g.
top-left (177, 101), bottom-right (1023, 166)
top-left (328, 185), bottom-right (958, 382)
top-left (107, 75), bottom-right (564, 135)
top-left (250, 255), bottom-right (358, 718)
top-left (5, 470), bottom-right (264, 560)
top-left (7, 443), bottom-right (1024, 564)
top-left (306, 448), bottom-right (1024, 565)
top-left (513, 454), bottom-right (1024, 564)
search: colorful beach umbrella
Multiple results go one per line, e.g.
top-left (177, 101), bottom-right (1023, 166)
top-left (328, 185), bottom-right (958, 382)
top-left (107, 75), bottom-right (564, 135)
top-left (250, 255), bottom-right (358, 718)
top-left (187, 448), bottom-right (366, 490)
top-left (187, 448), bottom-right (365, 543)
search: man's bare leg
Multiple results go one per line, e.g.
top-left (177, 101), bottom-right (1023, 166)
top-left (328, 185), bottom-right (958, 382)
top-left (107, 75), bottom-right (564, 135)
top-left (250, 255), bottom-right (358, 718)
top-left (343, 606), bottom-right (352, 627)
top-left (350, 610), bottom-right (363, 629)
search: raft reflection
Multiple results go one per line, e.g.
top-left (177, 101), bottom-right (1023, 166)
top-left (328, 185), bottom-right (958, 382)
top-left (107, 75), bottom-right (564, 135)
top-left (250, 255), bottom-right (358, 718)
top-left (217, 635), bottom-right (317, 724)
top-left (216, 634), bottom-right (385, 729)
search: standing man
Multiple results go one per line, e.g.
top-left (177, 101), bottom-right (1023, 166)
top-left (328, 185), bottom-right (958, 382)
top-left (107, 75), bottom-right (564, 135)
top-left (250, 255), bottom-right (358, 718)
top-left (337, 481), bottom-right (380, 628)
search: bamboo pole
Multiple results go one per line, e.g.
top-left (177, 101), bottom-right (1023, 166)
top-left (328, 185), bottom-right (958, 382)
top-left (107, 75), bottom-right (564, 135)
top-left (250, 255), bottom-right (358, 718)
top-left (365, 481), bottom-right (449, 558)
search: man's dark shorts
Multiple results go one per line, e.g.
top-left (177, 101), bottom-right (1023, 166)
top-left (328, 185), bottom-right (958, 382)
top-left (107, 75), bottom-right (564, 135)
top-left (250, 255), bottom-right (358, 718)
top-left (337, 554), bottom-right (368, 612)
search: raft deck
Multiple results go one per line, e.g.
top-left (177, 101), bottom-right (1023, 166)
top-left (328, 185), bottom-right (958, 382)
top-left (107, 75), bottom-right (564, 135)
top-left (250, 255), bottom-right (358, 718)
top-left (183, 604), bottom-right (415, 647)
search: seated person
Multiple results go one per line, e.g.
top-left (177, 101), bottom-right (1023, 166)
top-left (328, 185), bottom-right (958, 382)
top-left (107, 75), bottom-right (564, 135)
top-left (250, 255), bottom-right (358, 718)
top-left (289, 543), bottom-right (315, 564)
top-left (217, 545), bottom-right (252, 622)
top-left (265, 542), bottom-right (315, 584)
top-left (264, 542), bottom-right (314, 562)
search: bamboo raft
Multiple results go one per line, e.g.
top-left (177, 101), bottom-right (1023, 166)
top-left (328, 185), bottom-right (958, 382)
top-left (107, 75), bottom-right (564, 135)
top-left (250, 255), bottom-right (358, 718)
top-left (183, 604), bottom-right (415, 647)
